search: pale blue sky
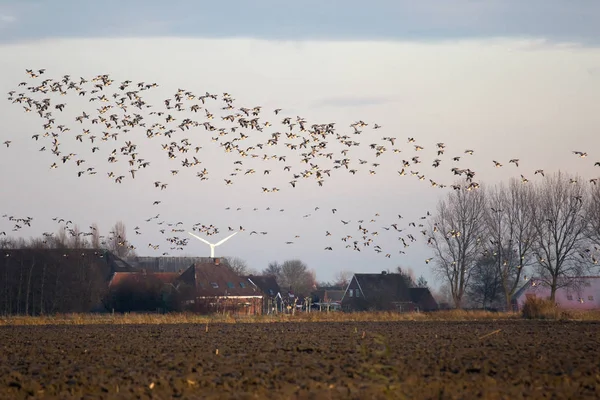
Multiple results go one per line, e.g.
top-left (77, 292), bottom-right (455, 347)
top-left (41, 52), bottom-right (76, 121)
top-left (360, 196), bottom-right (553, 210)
top-left (1, 1), bottom-right (599, 44)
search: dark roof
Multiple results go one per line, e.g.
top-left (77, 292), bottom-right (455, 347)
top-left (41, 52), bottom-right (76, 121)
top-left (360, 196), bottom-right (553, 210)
top-left (351, 273), bottom-right (412, 302)
top-left (313, 289), bottom-right (345, 303)
top-left (109, 271), bottom-right (180, 288)
top-left (409, 287), bottom-right (431, 303)
top-left (243, 275), bottom-right (281, 297)
top-left (178, 261), bottom-right (262, 297)
top-left (409, 287), bottom-right (439, 311)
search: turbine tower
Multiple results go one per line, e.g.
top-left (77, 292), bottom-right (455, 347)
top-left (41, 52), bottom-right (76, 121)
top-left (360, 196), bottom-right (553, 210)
top-left (188, 231), bottom-right (238, 258)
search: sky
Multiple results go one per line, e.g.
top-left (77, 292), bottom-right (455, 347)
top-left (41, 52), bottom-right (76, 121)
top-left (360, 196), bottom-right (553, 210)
top-left (0, 1), bottom-right (599, 286)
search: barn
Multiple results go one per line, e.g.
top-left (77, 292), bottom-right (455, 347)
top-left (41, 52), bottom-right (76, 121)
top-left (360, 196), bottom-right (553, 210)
top-left (512, 276), bottom-right (600, 311)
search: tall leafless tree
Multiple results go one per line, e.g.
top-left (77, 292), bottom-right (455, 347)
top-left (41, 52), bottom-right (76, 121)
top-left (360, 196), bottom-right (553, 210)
top-left (428, 181), bottom-right (487, 308)
top-left (108, 221), bottom-right (133, 258)
top-left (90, 223), bottom-right (101, 249)
top-left (278, 259), bottom-right (315, 296)
top-left (484, 179), bottom-right (536, 310)
top-left (530, 172), bottom-right (589, 300)
top-left (585, 181), bottom-right (600, 265)
top-left (466, 253), bottom-right (503, 309)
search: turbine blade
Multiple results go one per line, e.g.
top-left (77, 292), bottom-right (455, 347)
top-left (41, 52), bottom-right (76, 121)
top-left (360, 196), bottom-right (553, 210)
top-left (214, 231), bottom-right (238, 247)
top-left (188, 232), bottom-right (213, 246)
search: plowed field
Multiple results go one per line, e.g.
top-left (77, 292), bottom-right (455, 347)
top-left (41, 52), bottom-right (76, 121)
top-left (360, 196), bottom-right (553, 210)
top-left (1, 320), bottom-right (599, 399)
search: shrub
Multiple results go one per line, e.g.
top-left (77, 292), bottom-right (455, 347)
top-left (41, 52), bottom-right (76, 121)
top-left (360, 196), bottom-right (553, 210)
top-left (521, 297), bottom-right (561, 320)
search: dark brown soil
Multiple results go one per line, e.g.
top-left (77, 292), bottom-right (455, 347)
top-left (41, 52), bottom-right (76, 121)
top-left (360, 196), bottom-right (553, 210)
top-left (1, 320), bottom-right (599, 399)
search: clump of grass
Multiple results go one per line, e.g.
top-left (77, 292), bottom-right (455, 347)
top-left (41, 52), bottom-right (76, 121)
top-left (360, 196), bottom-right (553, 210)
top-left (521, 297), bottom-right (561, 320)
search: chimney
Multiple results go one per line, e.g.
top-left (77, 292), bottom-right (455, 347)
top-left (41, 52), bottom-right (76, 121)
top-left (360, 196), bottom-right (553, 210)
top-left (214, 257), bottom-right (220, 266)
top-left (381, 270), bottom-right (387, 275)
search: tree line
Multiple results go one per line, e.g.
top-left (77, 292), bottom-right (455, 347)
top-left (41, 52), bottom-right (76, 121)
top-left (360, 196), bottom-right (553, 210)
top-left (0, 220), bottom-right (137, 258)
top-left (428, 171), bottom-right (600, 309)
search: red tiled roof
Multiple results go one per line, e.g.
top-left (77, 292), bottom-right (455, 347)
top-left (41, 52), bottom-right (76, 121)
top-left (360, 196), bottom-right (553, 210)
top-left (109, 271), bottom-right (179, 288)
top-left (178, 262), bottom-right (262, 297)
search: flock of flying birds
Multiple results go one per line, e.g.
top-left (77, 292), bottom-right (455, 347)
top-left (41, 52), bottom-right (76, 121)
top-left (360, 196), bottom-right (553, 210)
top-left (1, 69), bottom-right (599, 261)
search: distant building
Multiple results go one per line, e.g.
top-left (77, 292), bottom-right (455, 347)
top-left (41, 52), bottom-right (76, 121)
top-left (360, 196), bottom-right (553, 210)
top-left (125, 256), bottom-right (213, 272)
top-left (243, 274), bottom-right (282, 314)
top-left (512, 276), bottom-right (600, 311)
top-left (342, 271), bottom-right (438, 312)
top-left (177, 258), bottom-right (263, 315)
top-left (311, 287), bottom-right (345, 311)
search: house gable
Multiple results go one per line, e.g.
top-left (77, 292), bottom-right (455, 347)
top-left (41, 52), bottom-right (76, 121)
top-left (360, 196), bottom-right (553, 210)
top-left (342, 272), bottom-right (412, 311)
top-left (178, 260), bottom-right (262, 298)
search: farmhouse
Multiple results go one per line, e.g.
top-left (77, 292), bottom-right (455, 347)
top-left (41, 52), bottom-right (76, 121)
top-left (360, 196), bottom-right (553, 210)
top-left (176, 258), bottom-right (264, 315)
top-left (512, 276), bottom-right (600, 311)
top-left (342, 271), bottom-right (438, 312)
top-left (243, 274), bottom-right (282, 313)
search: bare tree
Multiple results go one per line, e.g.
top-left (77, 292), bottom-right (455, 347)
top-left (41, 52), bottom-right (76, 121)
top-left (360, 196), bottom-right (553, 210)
top-left (485, 179), bottom-right (536, 310)
top-left (108, 221), bottom-right (132, 258)
top-left (90, 223), bottom-right (101, 249)
top-left (466, 254), bottom-right (503, 309)
top-left (278, 259), bottom-right (315, 296)
top-left (333, 270), bottom-right (353, 288)
top-left (53, 226), bottom-right (68, 249)
top-left (68, 224), bottom-right (87, 249)
top-left (428, 181), bottom-right (487, 308)
top-left (530, 172), bottom-right (589, 300)
top-left (262, 261), bottom-right (282, 277)
top-left (222, 256), bottom-right (254, 276)
top-left (585, 181), bottom-right (600, 263)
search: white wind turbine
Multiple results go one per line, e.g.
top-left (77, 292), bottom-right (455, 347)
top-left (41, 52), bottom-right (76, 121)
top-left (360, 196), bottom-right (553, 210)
top-left (188, 231), bottom-right (238, 258)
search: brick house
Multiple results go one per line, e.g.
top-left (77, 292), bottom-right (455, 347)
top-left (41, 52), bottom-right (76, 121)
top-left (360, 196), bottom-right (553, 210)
top-left (342, 271), bottom-right (438, 312)
top-left (512, 276), bottom-right (600, 311)
top-left (176, 258), bottom-right (263, 315)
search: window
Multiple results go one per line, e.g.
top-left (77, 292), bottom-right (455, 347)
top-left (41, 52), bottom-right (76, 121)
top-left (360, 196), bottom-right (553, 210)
top-left (268, 289), bottom-right (274, 296)
top-left (239, 282), bottom-right (246, 288)
top-left (227, 282), bottom-right (235, 289)
top-left (567, 295), bottom-right (573, 301)
top-left (589, 295), bottom-right (594, 301)
top-left (585, 282), bottom-right (592, 287)
top-left (349, 289), bottom-right (354, 297)
top-left (210, 282), bottom-right (219, 289)
top-left (355, 290), bottom-right (360, 298)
